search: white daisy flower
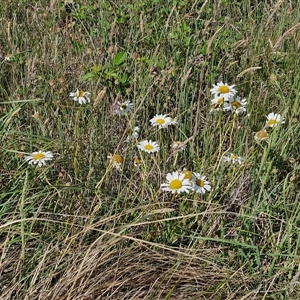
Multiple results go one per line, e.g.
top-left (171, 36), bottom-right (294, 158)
top-left (69, 89), bottom-right (91, 104)
top-left (254, 129), bottom-right (269, 142)
top-left (114, 100), bottom-right (133, 116)
top-left (150, 114), bottom-right (172, 129)
top-left (137, 140), bottom-right (160, 153)
top-left (223, 153), bottom-right (245, 165)
top-left (24, 151), bottom-right (54, 167)
top-left (210, 96), bottom-right (231, 112)
top-left (161, 171), bottom-right (192, 194)
top-left (107, 154), bottom-right (123, 170)
top-left (210, 81), bottom-right (237, 101)
top-left (32, 111), bottom-right (40, 120)
top-left (266, 112), bottom-right (285, 127)
top-left (191, 173), bottom-right (211, 194)
top-left (229, 96), bottom-right (247, 115)
top-left (126, 126), bottom-right (140, 141)
top-left (211, 96), bottom-right (225, 106)
top-left (4, 54), bottom-right (12, 61)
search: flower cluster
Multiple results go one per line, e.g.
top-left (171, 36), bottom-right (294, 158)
top-left (210, 81), bottom-right (247, 115)
top-left (106, 111), bottom-right (178, 170)
top-left (22, 75), bottom-right (287, 206)
top-left (161, 170), bottom-right (211, 195)
top-left (70, 87), bottom-right (211, 194)
top-left (137, 114), bottom-right (177, 154)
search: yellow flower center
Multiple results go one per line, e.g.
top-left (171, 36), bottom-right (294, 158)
top-left (196, 179), bottom-right (205, 187)
top-left (218, 85), bottom-right (230, 94)
top-left (217, 98), bottom-right (224, 104)
top-left (121, 104), bottom-right (127, 109)
top-left (144, 144), bottom-right (154, 151)
top-left (112, 154), bottom-right (123, 163)
top-left (78, 90), bottom-right (85, 97)
top-left (231, 155), bottom-right (238, 159)
top-left (33, 153), bottom-right (45, 161)
top-left (169, 179), bottom-right (182, 189)
top-left (255, 130), bottom-right (269, 140)
top-left (267, 119), bottom-right (278, 126)
top-left (231, 101), bottom-right (241, 108)
top-left (156, 118), bottom-right (165, 125)
top-left (182, 170), bottom-right (193, 180)
top-left (33, 113), bottom-right (39, 120)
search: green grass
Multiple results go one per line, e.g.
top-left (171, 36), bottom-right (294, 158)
top-left (1, 0), bottom-right (300, 299)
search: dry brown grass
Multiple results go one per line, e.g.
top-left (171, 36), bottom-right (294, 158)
top-left (2, 222), bottom-right (298, 300)
top-left (1, 240), bottom-right (260, 300)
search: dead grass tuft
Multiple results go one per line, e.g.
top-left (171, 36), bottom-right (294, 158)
top-left (1, 242), bottom-right (260, 300)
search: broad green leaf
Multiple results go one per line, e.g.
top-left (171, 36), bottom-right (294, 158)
top-left (113, 51), bottom-right (127, 66)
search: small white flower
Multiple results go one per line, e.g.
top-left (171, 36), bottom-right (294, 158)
top-left (4, 54), bottom-right (12, 61)
top-left (223, 153), bottom-right (245, 165)
top-left (191, 173), bottom-right (211, 194)
top-left (69, 89), bottom-right (91, 104)
top-left (24, 151), bottom-right (54, 167)
top-left (126, 126), bottom-right (140, 141)
top-left (137, 140), bottom-right (160, 153)
top-left (107, 154), bottom-right (123, 170)
top-left (32, 111), bottom-right (40, 120)
top-left (211, 96), bottom-right (225, 106)
top-left (210, 81), bottom-right (237, 101)
top-left (229, 96), bottom-right (247, 115)
top-left (161, 171), bottom-right (192, 194)
top-left (150, 114), bottom-right (172, 129)
top-left (114, 100), bottom-right (133, 116)
top-left (210, 96), bottom-right (231, 112)
top-left (266, 112), bottom-right (285, 127)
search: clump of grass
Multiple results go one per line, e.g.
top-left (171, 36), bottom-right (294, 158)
top-left (1, 0), bottom-right (300, 299)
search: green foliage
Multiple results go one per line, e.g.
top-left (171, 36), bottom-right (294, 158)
top-left (83, 51), bottom-right (130, 93)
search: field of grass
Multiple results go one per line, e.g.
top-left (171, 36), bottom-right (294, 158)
top-left (1, 0), bottom-right (300, 299)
